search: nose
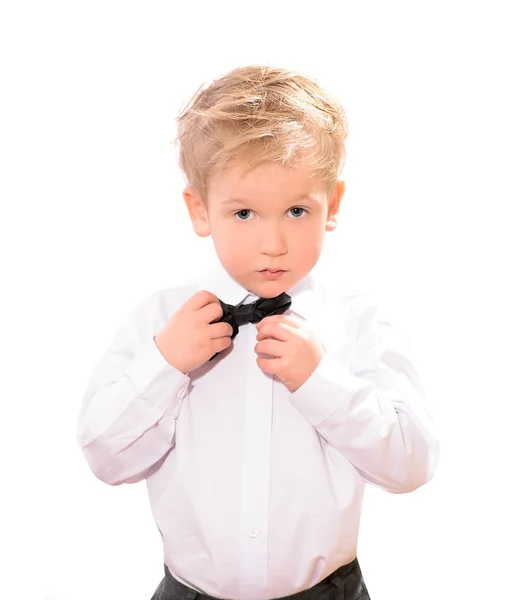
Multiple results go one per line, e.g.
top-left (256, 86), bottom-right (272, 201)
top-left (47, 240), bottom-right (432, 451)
top-left (258, 221), bottom-right (288, 256)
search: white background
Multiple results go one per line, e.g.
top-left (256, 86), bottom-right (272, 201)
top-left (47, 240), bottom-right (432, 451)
top-left (1, 1), bottom-right (515, 599)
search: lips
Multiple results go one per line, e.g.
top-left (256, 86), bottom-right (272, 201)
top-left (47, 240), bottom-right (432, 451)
top-left (260, 269), bottom-right (287, 280)
top-left (261, 269), bottom-right (285, 273)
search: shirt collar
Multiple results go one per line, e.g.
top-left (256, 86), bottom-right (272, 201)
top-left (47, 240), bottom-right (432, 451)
top-left (195, 255), bottom-right (324, 323)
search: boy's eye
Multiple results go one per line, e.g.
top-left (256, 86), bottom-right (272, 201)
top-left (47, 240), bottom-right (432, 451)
top-left (290, 207), bottom-right (306, 218)
top-left (235, 209), bottom-right (253, 220)
top-left (234, 208), bottom-right (307, 221)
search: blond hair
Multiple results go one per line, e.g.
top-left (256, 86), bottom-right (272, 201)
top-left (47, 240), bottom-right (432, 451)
top-left (172, 64), bottom-right (348, 205)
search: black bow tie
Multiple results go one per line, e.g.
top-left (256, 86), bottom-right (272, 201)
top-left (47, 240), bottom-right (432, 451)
top-left (209, 292), bottom-right (292, 361)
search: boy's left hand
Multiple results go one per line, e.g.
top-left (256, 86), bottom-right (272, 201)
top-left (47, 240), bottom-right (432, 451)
top-left (254, 314), bottom-right (324, 393)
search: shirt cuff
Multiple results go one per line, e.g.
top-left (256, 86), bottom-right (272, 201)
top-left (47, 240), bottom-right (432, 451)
top-left (289, 353), bottom-right (359, 427)
top-left (125, 337), bottom-right (191, 418)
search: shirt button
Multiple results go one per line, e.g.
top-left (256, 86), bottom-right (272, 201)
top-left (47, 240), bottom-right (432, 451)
top-left (177, 387), bottom-right (187, 399)
top-left (249, 527), bottom-right (259, 538)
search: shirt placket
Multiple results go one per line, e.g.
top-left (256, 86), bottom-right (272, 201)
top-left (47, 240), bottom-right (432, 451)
top-left (237, 321), bottom-right (273, 598)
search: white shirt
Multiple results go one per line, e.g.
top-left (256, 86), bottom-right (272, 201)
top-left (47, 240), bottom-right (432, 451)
top-left (76, 257), bottom-right (439, 600)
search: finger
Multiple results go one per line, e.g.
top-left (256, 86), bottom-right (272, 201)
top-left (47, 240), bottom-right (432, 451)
top-left (254, 339), bottom-right (285, 358)
top-left (189, 289), bottom-right (220, 310)
top-left (256, 354), bottom-right (282, 375)
top-left (210, 321), bottom-right (234, 339)
top-left (256, 321), bottom-right (295, 341)
top-left (203, 300), bottom-right (225, 324)
top-left (257, 314), bottom-right (301, 329)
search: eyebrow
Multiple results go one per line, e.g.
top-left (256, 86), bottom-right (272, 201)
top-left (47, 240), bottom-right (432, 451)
top-left (221, 194), bottom-right (319, 206)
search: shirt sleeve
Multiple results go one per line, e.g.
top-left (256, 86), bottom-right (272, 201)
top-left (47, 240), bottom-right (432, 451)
top-left (288, 292), bottom-right (440, 493)
top-left (76, 290), bottom-right (191, 486)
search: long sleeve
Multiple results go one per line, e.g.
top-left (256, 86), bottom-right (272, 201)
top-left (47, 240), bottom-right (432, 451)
top-left (289, 294), bottom-right (439, 493)
top-left (76, 291), bottom-right (191, 486)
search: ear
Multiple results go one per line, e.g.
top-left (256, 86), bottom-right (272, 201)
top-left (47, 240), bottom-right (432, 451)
top-left (183, 187), bottom-right (211, 237)
top-left (325, 179), bottom-right (346, 232)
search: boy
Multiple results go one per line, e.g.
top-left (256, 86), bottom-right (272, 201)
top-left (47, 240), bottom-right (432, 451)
top-left (77, 64), bottom-right (439, 600)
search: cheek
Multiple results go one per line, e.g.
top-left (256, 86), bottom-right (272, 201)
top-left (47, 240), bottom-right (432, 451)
top-left (213, 223), bottom-right (249, 257)
top-left (295, 225), bottom-right (324, 252)
top-left (212, 222), bottom-right (235, 245)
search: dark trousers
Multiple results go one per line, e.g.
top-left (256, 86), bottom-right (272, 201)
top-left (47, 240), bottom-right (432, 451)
top-left (150, 558), bottom-right (371, 600)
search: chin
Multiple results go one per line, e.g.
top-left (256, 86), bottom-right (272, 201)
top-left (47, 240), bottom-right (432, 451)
top-left (242, 272), bottom-right (294, 297)
top-left (260, 289), bottom-right (285, 298)
top-left (259, 281), bottom-right (291, 296)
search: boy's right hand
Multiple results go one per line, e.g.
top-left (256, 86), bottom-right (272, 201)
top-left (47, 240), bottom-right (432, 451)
top-left (153, 290), bottom-right (233, 374)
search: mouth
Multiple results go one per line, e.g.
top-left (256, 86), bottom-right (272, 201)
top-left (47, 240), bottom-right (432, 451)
top-left (259, 269), bottom-right (287, 279)
top-left (260, 268), bottom-right (286, 273)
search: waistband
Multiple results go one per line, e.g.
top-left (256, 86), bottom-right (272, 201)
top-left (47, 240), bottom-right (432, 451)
top-left (163, 558), bottom-right (360, 600)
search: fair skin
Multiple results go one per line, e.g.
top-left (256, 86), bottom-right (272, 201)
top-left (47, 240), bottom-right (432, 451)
top-left (183, 161), bottom-right (346, 392)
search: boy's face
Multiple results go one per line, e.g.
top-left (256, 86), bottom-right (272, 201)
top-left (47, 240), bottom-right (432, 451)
top-left (183, 162), bottom-right (345, 298)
